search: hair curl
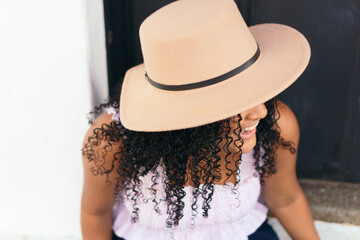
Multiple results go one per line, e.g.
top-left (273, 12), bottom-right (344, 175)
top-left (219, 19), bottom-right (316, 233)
top-left (82, 80), bottom-right (296, 228)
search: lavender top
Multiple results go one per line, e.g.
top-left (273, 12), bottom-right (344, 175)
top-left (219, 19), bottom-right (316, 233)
top-left (106, 106), bottom-right (268, 240)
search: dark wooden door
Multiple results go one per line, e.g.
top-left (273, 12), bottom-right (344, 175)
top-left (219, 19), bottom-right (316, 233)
top-left (103, 0), bottom-right (360, 182)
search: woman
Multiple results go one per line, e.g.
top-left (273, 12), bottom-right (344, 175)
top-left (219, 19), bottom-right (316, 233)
top-left (81, 0), bottom-right (320, 239)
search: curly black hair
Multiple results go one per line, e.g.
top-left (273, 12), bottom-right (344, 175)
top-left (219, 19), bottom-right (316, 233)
top-left (82, 80), bottom-right (296, 228)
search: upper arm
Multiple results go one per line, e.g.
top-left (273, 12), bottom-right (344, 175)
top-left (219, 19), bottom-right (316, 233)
top-left (261, 99), bottom-right (302, 209)
top-left (81, 111), bottom-right (123, 215)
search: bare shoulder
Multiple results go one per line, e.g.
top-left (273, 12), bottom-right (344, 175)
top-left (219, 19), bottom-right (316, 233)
top-left (81, 110), bottom-right (123, 215)
top-left (274, 99), bottom-right (300, 146)
top-left (83, 110), bottom-right (117, 139)
top-left (261, 100), bottom-right (303, 208)
top-left (82, 110), bottom-right (123, 177)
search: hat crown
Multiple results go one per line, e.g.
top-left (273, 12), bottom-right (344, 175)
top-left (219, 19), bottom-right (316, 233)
top-left (139, 0), bottom-right (258, 86)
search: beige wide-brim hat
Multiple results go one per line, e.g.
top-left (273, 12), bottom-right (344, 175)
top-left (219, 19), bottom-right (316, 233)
top-left (119, 0), bottom-right (311, 132)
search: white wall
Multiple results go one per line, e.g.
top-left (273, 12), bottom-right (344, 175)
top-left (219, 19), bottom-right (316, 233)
top-left (0, 0), bottom-right (108, 239)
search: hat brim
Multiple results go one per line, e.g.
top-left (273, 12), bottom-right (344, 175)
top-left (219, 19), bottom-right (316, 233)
top-left (119, 23), bottom-right (311, 132)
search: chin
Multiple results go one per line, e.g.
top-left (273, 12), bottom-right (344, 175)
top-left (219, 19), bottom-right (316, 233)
top-left (241, 136), bottom-right (257, 153)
